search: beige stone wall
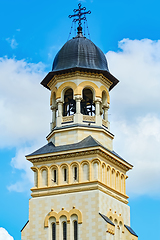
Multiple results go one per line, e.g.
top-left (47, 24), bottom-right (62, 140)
top-left (22, 189), bottom-right (130, 240)
top-left (48, 127), bottom-right (114, 151)
top-left (99, 191), bottom-right (130, 225)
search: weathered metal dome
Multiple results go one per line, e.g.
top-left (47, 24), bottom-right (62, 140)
top-left (41, 32), bottom-right (119, 91)
top-left (52, 36), bottom-right (109, 72)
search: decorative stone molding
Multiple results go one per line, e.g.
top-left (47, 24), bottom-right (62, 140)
top-left (30, 156), bottom-right (129, 203)
top-left (56, 81), bottom-right (77, 99)
top-left (62, 116), bottom-right (74, 123)
top-left (28, 148), bottom-right (130, 172)
top-left (44, 207), bottom-right (82, 227)
top-left (31, 181), bottom-right (129, 204)
top-left (47, 71), bottom-right (112, 91)
top-left (107, 226), bottom-right (115, 235)
top-left (83, 115), bottom-right (95, 122)
top-left (107, 209), bottom-right (125, 233)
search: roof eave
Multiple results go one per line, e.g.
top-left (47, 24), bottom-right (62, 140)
top-left (40, 67), bottom-right (119, 91)
top-left (26, 145), bottom-right (132, 170)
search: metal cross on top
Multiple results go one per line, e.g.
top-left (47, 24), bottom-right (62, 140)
top-left (68, 3), bottom-right (91, 28)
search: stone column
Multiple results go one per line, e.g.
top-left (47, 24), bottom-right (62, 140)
top-left (56, 99), bottom-right (63, 127)
top-left (95, 98), bottom-right (101, 126)
top-left (67, 221), bottom-right (70, 240)
top-left (57, 101), bottom-right (63, 117)
top-left (51, 105), bottom-right (56, 123)
top-left (50, 105), bottom-right (56, 130)
top-left (75, 96), bottom-right (82, 114)
top-left (74, 96), bottom-right (83, 124)
top-left (103, 103), bottom-right (109, 121)
top-left (95, 100), bottom-right (100, 116)
top-left (56, 223), bottom-right (59, 240)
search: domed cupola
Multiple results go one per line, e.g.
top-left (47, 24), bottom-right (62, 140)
top-left (52, 35), bottom-right (109, 72)
top-left (41, 28), bottom-right (119, 91)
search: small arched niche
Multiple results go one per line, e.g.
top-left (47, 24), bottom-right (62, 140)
top-left (82, 163), bottom-right (89, 181)
top-left (81, 88), bottom-right (95, 116)
top-left (63, 88), bottom-right (76, 116)
top-left (41, 168), bottom-right (48, 187)
top-left (33, 169), bottom-right (38, 187)
top-left (93, 162), bottom-right (99, 180)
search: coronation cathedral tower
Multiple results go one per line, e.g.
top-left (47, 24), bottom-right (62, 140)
top-left (21, 4), bottom-right (138, 240)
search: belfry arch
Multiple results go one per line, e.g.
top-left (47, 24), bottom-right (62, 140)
top-left (81, 88), bottom-right (95, 116)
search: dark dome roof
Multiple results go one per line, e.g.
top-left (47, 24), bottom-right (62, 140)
top-left (52, 36), bottom-right (109, 72)
top-left (41, 35), bottom-right (119, 91)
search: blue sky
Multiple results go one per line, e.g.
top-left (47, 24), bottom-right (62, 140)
top-left (0, 0), bottom-right (160, 239)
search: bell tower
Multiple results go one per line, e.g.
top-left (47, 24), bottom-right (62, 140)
top-left (21, 4), bottom-right (138, 240)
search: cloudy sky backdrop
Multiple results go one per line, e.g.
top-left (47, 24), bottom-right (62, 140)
top-left (0, 0), bottom-right (160, 239)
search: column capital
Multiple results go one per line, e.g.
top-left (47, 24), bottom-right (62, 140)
top-left (103, 103), bottom-right (110, 109)
top-left (56, 99), bottom-right (63, 104)
top-left (94, 97), bottom-right (101, 103)
top-left (74, 95), bottom-right (82, 101)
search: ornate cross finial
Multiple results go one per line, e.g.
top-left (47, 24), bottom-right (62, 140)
top-left (68, 3), bottom-right (91, 35)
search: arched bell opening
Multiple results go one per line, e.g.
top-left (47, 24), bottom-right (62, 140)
top-left (63, 88), bottom-right (76, 116)
top-left (81, 88), bottom-right (95, 116)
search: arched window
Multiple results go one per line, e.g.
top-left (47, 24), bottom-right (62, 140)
top-left (63, 222), bottom-right (67, 240)
top-left (116, 172), bottom-right (119, 191)
top-left (121, 175), bottom-right (124, 193)
top-left (111, 169), bottom-right (115, 189)
top-left (52, 223), bottom-right (56, 240)
top-left (81, 88), bottom-right (95, 116)
top-left (74, 167), bottom-right (77, 181)
top-left (63, 88), bottom-right (76, 116)
top-left (74, 221), bottom-right (78, 240)
top-left (102, 164), bottom-right (105, 183)
top-left (64, 168), bottom-right (67, 182)
top-left (51, 168), bottom-right (57, 185)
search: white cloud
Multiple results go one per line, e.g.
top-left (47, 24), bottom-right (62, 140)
top-left (8, 146), bottom-right (33, 192)
top-left (6, 37), bottom-right (18, 49)
top-left (107, 39), bottom-right (160, 119)
top-left (0, 228), bottom-right (14, 240)
top-left (0, 57), bottom-right (49, 148)
top-left (0, 57), bottom-right (50, 192)
top-left (112, 115), bottom-right (160, 197)
top-left (106, 39), bottom-right (160, 197)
